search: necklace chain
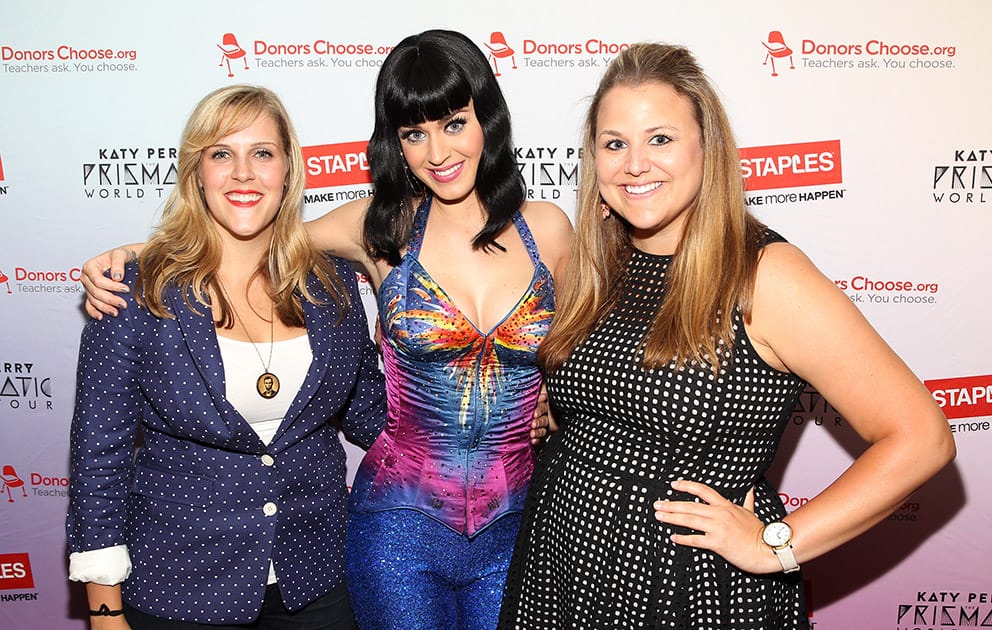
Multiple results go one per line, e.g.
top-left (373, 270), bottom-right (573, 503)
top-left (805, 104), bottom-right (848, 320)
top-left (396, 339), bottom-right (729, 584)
top-left (217, 281), bottom-right (280, 399)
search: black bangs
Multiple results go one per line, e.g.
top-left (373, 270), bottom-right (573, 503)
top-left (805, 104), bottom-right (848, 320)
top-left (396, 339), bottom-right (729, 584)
top-left (365, 29), bottom-right (523, 265)
top-left (381, 46), bottom-right (472, 126)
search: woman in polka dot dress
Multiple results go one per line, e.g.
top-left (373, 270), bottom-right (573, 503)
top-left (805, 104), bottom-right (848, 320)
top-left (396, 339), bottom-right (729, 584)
top-left (79, 31), bottom-right (571, 630)
top-left (497, 44), bottom-right (955, 629)
top-left (67, 86), bottom-right (387, 628)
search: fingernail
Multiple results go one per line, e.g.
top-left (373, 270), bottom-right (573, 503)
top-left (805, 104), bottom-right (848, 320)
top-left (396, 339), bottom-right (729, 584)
top-left (113, 273), bottom-right (122, 280)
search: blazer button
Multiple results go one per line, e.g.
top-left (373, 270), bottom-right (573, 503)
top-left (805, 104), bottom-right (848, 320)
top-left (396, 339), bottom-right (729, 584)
top-left (263, 502), bottom-right (278, 516)
top-left (261, 454), bottom-right (275, 466)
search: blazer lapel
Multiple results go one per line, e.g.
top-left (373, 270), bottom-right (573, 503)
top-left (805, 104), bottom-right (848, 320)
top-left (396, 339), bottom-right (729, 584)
top-left (166, 285), bottom-right (265, 453)
top-left (271, 277), bottom-right (337, 444)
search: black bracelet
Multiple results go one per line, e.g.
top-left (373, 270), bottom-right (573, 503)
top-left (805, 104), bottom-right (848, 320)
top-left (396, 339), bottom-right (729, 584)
top-left (89, 603), bottom-right (125, 617)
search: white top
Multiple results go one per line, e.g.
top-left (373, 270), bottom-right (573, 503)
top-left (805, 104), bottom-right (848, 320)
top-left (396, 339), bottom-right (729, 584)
top-left (218, 332), bottom-right (313, 445)
top-left (68, 333), bottom-right (313, 586)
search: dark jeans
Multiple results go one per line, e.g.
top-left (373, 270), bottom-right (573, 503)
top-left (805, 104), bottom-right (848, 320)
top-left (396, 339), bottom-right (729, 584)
top-left (123, 582), bottom-right (357, 630)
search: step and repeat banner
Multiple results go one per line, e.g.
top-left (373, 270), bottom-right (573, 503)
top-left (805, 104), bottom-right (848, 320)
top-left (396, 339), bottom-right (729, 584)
top-left (1, 1), bottom-right (989, 628)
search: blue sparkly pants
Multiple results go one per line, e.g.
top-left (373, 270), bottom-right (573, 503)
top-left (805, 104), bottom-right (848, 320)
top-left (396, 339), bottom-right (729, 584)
top-left (346, 509), bottom-right (521, 630)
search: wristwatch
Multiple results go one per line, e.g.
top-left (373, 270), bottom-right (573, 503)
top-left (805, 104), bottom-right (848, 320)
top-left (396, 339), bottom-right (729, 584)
top-left (761, 521), bottom-right (800, 573)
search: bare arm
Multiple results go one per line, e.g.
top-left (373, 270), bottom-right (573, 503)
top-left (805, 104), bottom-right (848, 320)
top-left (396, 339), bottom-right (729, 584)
top-left (82, 197), bottom-right (377, 319)
top-left (304, 196), bottom-right (370, 261)
top-left (655, 242), bottom-right (954, 573)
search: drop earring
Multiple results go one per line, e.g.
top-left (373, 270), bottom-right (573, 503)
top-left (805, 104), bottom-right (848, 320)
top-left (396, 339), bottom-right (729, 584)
top-left (403, 159), bottom-right (421, 192)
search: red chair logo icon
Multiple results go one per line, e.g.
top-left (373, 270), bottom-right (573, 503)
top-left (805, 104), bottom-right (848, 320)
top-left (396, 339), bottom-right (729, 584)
top-left (485, 32), bottom-right (517, 77)
top-left (0, 268), bottom-right (11, 294)
top-left (218, 33), bottom-right (249, 78)
top-left (2, 465), bottom-right (27, 502)
top-left (762, 30), bottom-right (795, 77)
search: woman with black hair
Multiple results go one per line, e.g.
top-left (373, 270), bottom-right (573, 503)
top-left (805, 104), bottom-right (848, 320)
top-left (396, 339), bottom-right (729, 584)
top-left (336, 29), bottom-right (571, 629)
top-left (81, 30), bottom-right (572, 629)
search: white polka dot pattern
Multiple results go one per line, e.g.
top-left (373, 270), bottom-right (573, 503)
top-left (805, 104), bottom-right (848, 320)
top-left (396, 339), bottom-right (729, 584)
top-left (66, 257), bottom-right (386, 624)
top-left (500, 237), bottom-right (809, 629)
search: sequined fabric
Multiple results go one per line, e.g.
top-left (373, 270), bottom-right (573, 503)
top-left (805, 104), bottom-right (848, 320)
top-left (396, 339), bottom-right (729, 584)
top-left (347, 510), bottom-right (521, 629)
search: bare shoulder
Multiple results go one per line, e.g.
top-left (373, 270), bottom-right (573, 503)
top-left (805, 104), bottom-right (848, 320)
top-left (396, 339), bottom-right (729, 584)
top-left (753, 241), bottom-right (825, 293)
top-left (751, 240), bottom-right (844, 321)
top-left (749, 240), bottom-right (877, 374)
top-left (519, 201), bottom-right (574, 276)
top-left (520, 200), bottom-right (571, 226)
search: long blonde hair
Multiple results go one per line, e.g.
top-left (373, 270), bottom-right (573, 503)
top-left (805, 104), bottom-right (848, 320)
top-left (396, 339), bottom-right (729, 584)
top-left (539, 44), bottom-right (765, 374)
top-left (137, 85), bottom-right (347, 326)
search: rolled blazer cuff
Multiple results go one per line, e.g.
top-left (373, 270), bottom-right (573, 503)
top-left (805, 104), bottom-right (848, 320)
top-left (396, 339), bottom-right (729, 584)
top-left (68, 544), bottom-right (132, 585)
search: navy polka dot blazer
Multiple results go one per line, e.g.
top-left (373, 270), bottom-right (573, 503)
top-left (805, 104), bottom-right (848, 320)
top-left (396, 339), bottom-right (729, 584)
top-left (67, 257), bottom-right (386, 624)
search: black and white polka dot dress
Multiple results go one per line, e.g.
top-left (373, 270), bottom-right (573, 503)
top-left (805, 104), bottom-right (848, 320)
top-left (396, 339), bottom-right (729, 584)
top-left (500, 243), bottom-right (809, 629)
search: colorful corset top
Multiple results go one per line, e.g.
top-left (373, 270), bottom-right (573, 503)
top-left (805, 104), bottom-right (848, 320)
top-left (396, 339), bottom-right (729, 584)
top-left (348, 197), bottom-right (555, 536)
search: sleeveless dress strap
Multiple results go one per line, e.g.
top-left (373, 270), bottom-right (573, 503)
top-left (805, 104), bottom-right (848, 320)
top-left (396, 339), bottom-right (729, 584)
top-left (409, 197), bottom-right (538, 267)
top-left (406, 195), bottom-right (433, 259)
top-left (512, 211), bottom-right (541, 267)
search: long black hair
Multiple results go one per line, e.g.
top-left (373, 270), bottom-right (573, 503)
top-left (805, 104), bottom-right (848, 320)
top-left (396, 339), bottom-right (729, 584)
top-left (364, 29), bottom-right (525, 266)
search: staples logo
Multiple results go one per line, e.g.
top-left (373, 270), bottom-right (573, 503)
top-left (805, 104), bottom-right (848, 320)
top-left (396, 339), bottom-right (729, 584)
top-left (303, 141), bottom-right (371, 189)
top-left (0, 553), bottom-right (34, 590)
top-left (926, 374), bottom-right (992, 421)
top-left (740, 140), bottom-right (842, 191)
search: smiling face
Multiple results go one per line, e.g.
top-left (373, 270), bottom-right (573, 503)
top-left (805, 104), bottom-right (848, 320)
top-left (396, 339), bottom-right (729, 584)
top-left (595, 81), bottom-right (704, 255)
top-left (197, 112), bottom-right (288, 243)
top-left (397, 100), bottom-right (485, 205)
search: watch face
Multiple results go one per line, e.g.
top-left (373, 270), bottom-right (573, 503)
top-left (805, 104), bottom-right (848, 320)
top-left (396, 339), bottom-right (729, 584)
top-left (762, 522), bottom-right (792, 547)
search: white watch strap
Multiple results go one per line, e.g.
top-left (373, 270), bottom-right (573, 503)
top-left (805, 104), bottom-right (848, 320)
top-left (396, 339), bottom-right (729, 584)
top-left (773, 543), bottom-right (800, 573)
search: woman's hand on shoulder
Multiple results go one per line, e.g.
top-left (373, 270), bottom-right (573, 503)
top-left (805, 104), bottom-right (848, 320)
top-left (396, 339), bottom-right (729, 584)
top-left (521, 201), bottom-right (574, 282)
top-left (81, 244), bottom-right (142, 320)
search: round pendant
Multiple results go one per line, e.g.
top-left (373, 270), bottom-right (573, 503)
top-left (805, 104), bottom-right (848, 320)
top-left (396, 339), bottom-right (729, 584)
top-left (256, 372), bottom-right (280, 399)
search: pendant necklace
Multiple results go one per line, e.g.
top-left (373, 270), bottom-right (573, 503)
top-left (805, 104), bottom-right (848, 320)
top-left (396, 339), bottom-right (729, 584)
top-left (219, 283), bottom-right (280, 399)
